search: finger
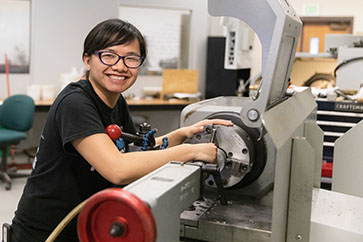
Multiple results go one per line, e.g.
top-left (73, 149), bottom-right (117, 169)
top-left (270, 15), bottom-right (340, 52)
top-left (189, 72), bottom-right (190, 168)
top-left (213, 119), bottom-right (234, 126)
top-left (203, 119), bottom-right (234, 126)
top-left (193, 126), bottom-right (204, 133)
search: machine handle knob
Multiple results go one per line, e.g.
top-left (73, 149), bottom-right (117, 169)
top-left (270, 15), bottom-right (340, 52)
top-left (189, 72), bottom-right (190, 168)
top-left (106, 124), bottom-right (143, 143)
top-left (106, 124), bottom-right (122, 141)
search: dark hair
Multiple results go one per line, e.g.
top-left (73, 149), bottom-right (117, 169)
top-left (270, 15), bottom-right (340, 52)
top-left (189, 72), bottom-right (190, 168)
top-left (82, 19), bottom-right (147, 73)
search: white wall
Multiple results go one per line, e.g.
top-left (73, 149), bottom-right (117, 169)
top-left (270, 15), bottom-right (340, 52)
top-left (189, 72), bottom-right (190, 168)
top-left (0, 0), bottom-right (210, 99)
top-left (31, 0), bottom-right (119, 85)
top-left (119, 0), bottom-right (209, 97)
top-left (0, 0), bottom-right (119, 99)
top-left (3, 0), bottom-right (361, 100)
top-left (290, 0), bottom-right (363, 34)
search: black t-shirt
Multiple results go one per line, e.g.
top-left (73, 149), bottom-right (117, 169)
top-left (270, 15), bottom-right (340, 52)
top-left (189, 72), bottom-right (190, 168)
top-left (12, 79), bottom-right (136, 241)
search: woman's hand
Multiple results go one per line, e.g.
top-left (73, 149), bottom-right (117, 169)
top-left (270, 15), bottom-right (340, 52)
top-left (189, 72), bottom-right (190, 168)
top-left (182, 119), bottom-right (234, 139)
top-left (185, 143), bottom-right (218, 163)
top-left (156, 119), bottom-right (233, 147)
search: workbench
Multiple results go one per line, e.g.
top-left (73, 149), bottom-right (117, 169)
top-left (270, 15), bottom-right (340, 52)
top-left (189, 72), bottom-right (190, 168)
top-left (33, 98), bottom-right (193, 111)
top-left (19, 98), bottom-right (195, 150)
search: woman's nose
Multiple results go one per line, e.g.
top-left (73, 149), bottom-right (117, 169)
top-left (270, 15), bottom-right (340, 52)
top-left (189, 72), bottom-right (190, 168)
top-left (112, 59), bottom-right (128, 72)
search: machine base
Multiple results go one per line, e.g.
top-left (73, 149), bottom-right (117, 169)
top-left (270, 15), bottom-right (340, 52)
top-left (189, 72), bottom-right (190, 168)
top-left (180, 191), bottom-right (273, 242)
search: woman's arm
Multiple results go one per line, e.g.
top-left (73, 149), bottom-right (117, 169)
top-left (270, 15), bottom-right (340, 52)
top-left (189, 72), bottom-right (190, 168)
top-left (155, 119), bottom-right (233, 147)
top-left (72, 133), bottom-right (218, 185)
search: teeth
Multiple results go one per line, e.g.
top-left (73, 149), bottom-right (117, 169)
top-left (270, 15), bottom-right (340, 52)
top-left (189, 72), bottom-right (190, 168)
top-left (109, 75), bottom-right (125, 80)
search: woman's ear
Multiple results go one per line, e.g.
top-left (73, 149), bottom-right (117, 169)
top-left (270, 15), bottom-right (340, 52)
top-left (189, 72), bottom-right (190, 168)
top-left (83, 54), bottom-right (91, 70)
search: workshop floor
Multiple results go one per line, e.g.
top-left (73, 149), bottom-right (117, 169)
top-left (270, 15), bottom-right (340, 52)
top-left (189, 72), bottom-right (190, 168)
top-left (0, 152), bottom-right (31, 227)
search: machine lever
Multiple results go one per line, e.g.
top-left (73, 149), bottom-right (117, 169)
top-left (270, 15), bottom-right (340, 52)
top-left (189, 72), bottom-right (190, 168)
top-left (212, 172), bottom-right (227, 205)
top-left (202, 164), bottom-right (227, 206)
top-left (106, 124), bottom-right (144, 143)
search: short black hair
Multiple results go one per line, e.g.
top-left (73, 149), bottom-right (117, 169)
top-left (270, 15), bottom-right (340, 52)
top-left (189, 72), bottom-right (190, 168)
top-left (83, 18), bottom-right (147, 60)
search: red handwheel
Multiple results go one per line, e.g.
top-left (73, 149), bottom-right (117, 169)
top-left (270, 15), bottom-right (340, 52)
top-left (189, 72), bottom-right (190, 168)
top-left (78, 188), bottom-right (156, 242)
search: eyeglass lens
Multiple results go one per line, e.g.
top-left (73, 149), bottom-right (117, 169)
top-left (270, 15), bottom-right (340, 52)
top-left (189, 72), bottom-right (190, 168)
top-left (99, 52), bottom-right (142, 68)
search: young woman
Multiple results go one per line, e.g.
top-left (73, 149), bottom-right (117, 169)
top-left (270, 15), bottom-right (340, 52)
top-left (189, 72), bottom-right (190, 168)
top-left (10, 19), bottom-right (233, 241)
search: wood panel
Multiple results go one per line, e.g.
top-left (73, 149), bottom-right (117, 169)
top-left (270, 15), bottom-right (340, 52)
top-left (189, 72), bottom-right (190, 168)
top-left (298, 17), bottom-right (353, 53)
top-left (161, 69), bottom-right (198, 98)
top-left (302, 24), bottom-right (351, 53)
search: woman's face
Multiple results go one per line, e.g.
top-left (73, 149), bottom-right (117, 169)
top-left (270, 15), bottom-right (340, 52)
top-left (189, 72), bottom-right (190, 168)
top-left (83, 39), bottom-right (141, 100)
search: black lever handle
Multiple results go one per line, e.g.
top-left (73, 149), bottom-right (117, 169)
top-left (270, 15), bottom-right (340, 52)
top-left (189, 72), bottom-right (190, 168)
top-left (202, 164), bottom-right (227, 206)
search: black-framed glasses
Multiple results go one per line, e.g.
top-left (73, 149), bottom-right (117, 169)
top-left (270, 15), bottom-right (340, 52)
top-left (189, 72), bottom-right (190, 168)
top-left (96, 51), bottom-right (144, 69)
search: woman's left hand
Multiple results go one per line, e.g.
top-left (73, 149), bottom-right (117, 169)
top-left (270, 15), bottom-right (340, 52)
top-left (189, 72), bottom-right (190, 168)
top-left (157, 119), bottom-right (233, 147)
top-left (182, 119), bottom-right (234, 139)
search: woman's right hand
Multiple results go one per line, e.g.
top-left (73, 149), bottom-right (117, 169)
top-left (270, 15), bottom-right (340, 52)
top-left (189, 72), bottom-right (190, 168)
top-left (186, 143), bottom-right (218, 164)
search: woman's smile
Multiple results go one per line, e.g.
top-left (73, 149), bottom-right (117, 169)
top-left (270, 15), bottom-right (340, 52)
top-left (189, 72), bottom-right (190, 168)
top-left (108, 74), bottom-right (126, 81)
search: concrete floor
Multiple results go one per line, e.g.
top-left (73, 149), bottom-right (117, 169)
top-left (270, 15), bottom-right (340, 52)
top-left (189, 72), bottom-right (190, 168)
top-left (0, 153), bottom-right (31, 229)
top-left (0, 177), bottom-right (27, 224)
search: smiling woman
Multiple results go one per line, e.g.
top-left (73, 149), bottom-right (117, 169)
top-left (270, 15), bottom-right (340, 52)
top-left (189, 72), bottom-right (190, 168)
top-left (0, 0), bottom-right (30, 74)
top-left (9, 18), bottom-right (232, 242)
top-left (84, 39), bottom-right (142, 104)
top-left (82, 19), bottom-right (147, 106)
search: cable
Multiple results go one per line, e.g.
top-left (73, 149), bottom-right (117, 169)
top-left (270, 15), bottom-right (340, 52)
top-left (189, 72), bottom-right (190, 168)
top-left (303, 73), bottom-right (335, 87)
top-left (334, 56), bottom-right (363, 77)
top-left (45, 199), bottom-right (88, 242)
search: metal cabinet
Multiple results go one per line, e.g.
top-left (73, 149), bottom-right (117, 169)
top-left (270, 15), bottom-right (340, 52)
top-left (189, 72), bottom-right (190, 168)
top-left (316, 99), bottom-right (363, 185)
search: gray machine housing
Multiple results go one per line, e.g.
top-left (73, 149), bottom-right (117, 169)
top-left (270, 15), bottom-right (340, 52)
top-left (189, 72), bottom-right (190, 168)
top-left (121, 1), bottom-right (363, 241)
top-left (180, 90), bottom-right (323, 242)
top-left (125, 0), bottom-right (324, 241)
top-left (178, 0), bottom-right (323, 241)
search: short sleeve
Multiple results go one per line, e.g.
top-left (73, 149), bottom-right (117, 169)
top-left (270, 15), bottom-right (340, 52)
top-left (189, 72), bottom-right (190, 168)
top-left (55, 92), bottom-right (106, 153)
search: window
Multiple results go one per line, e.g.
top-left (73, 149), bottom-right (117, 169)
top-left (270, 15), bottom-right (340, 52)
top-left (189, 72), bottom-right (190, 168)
top-left (0, 0), bottom-right (31, 73)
